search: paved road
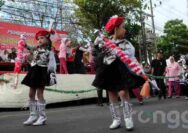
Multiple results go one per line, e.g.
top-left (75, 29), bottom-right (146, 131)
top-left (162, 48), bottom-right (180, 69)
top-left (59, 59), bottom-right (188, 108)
top-left (0, 97), bottom-right (188, 133)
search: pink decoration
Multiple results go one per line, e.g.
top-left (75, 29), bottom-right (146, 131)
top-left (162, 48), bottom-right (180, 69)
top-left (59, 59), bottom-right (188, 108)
top-left (102, 37), bottom-right (147, 80)
top-left (14, 37), bottom-right (26, 73)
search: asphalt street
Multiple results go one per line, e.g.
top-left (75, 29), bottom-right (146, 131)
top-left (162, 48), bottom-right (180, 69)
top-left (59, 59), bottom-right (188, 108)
top-left (0, 97), bottom-right (188, 133)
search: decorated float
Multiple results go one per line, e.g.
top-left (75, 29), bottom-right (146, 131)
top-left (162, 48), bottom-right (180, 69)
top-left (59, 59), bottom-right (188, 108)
top-left (0, 73), bottom-right (97, 108)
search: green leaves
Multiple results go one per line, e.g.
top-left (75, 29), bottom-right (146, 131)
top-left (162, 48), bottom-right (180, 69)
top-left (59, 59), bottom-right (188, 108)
top-left (74, 0), bottom-right (141, 29)
top-left (157, 19), bottom-right (188, 58)
top-left (73, 0), bottom-right (142, 43)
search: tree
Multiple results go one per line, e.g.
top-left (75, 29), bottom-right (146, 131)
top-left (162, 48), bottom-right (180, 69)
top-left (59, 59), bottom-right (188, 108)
top-left (73, 0), bottom-right (142, 34)
top-left (73, 0), bottom-right (157, 62)
top-left (157, 19), bottom-right (188, 58)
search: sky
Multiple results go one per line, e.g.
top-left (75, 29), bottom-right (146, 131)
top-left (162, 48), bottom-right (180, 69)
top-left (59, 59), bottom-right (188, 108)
top-left (1, 0), bottom-right (188, 36)
top-left (145, 0), bottom-right (188, 35)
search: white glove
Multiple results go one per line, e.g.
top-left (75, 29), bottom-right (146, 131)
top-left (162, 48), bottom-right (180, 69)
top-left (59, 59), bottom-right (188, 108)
top-left (103, 55), bottom-right (116, 65)
top-left (94, 37), bottom-right (104, 46)
top-left (49, 72), bottom-right (57, 86)
top-left (47, 51), bottom-right (57, 72)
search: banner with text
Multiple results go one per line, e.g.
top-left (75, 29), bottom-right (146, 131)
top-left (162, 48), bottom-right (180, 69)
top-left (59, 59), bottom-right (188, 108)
top-left (0, 21), bottom-right (68, 50)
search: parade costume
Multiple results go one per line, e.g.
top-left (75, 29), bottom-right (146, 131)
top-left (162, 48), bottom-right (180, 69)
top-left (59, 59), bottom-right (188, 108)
top-left (178, 55), bottom-right (188, 99)
top-left (92, 16), bottom-right (146, 130)
top-left (92, 38), bottom-right (145, 91)
top-left (22, 30), bottom-right (56, 126)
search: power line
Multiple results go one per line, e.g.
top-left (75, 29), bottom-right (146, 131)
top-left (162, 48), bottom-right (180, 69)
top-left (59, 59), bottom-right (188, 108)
top-left (152, 0), bottom-right (170, 8)
top-left (162, 4), bottom-right (188, 19)
top-left (144, 0), bottom-right (188, 27)
top-left (150, 5), bottom-right (188, 26)
top-left (154, 10), bottom-right (174, 20)
top-left (159, 5), bottom-right (188, 19)
top-left (153, 0), bottom-right (188, 22)
top-left (157, 9), bottom-right (188, 23)
top-left (145, 22), bottom-right (163, 32)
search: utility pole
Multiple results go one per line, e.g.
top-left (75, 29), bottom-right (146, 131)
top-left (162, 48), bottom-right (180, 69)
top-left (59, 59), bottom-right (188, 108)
top-left (149, 0), bottom-right (155, 35)
top-left (149, 0), bottom-right (157, 52)
top-left (139, 2), bottom-right (147, 64)
top-left (141, 15), bottom-right (147, 64)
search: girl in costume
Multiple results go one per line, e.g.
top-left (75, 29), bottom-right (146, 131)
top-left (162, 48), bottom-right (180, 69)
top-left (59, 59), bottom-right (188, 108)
top-left (22, 30), bottom-right (56, 126)
top-left (92, 15), bottom-right (146, 130)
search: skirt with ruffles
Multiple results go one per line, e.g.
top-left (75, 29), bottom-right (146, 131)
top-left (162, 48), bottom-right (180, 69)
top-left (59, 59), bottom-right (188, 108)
top-left (21, 65), bottom-right (51, 88)
top-left (92, 54), bottom-right (145, 91)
